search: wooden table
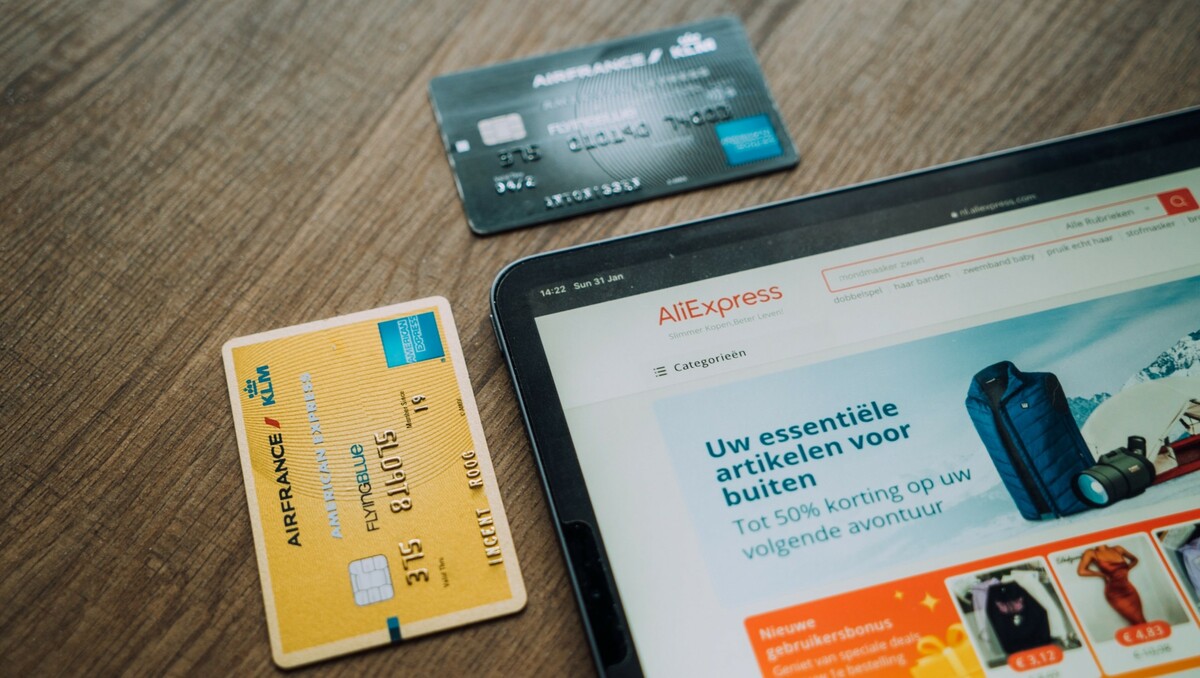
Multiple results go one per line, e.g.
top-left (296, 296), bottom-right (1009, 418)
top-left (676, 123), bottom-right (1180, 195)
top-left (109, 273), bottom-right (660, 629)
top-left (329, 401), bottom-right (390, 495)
top-left (3, 1), bottom-right (1198, 674)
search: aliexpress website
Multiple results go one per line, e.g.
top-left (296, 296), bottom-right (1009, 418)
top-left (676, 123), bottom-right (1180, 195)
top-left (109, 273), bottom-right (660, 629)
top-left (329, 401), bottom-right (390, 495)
top-left (534, 168), bottom-right (1200, 677)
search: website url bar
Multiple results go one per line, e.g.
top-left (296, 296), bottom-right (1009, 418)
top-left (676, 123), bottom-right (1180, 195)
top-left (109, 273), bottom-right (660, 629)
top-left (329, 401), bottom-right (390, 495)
top-left (821, 188), bottom-right (1199, 293)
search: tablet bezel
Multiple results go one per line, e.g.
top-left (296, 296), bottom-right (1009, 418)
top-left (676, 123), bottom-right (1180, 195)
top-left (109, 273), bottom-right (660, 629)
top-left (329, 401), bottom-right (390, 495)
top-left (490, 107), bottom-right (1200, 677)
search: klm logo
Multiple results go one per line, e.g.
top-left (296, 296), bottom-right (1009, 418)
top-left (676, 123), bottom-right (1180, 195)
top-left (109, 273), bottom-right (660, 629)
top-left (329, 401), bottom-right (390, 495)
top-left (244, 365), bottom-right (275, 407)
top-left (670, 32), bottom-right (717, 59)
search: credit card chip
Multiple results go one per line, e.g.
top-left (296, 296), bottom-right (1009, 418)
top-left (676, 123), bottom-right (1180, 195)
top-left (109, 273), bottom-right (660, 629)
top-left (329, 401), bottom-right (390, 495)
top-left (349, 554), bottom-right (394, 606)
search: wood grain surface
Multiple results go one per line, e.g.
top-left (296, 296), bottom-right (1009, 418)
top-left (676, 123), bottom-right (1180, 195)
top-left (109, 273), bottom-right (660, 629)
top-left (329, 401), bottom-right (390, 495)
top-left (3, 0), bottom-right (1198, 674)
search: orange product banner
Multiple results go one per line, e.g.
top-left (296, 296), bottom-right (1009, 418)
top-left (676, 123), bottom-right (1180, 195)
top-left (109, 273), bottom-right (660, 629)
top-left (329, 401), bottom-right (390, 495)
top-left (745, 509), bottom-right (1200, 678)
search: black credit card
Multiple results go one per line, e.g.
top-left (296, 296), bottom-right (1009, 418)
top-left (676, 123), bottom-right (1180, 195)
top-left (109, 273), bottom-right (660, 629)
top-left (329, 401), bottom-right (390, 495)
top-left (428, 16), bottom-right (799, 235)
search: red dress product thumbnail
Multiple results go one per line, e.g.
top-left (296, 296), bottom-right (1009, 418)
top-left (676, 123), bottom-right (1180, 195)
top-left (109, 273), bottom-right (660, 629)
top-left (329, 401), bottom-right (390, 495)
top-left (1078, 545), bottom-right (1146, 626)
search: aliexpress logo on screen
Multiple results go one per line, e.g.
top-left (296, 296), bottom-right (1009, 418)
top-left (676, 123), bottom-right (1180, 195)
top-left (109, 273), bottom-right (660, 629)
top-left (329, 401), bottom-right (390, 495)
top-left (658, 286), bottom-right (783, 325)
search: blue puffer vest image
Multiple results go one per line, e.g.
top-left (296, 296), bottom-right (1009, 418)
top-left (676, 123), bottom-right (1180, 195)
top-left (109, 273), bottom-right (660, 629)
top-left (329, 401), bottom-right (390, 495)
top-left (965, 361), bottom-right (1094, 520)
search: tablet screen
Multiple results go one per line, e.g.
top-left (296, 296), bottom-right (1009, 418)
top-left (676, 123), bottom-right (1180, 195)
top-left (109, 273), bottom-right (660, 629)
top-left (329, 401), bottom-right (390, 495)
top-left (503, 112), bottom-right (1200, 677)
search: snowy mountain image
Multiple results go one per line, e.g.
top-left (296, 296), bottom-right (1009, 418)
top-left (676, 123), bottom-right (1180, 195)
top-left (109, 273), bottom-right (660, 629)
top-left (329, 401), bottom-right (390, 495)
top-left (1069, 392), bottom-right (1111, 429)
top-left (1071, 328), bottom-right (1200, 430)
top-left (1124, 328), bottom-right (1200, 388)
top-left (1077, 328), bottom-right (1200, 454)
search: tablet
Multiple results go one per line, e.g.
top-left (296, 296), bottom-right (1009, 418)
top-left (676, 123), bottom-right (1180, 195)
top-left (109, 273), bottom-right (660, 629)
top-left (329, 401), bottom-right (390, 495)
top-left (491, 108), bottom-right (1200, 677)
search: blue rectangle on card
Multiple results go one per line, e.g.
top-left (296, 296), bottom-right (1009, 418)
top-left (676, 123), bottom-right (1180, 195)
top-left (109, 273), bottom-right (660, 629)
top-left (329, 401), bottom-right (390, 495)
top-left (387, 616), bottom-right (402, 643)
top-left (716, 114), bottom-right (783, 166)
top-left (378, 312), bottom-right (445, 367)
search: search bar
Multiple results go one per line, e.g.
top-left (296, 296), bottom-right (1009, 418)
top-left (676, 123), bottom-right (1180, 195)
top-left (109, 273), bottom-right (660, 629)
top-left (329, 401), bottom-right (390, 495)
top-left (822, 188), bottom-right (1198, 293)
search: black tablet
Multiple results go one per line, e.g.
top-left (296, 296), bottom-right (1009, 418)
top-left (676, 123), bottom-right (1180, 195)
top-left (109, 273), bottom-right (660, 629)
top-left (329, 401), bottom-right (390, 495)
top-left (491, 108), bottom-right (1200, 677)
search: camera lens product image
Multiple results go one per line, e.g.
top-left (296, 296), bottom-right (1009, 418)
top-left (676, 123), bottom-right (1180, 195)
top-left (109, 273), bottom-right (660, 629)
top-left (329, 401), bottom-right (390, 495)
top-left (1075, 436), bottom-right (1156, 508)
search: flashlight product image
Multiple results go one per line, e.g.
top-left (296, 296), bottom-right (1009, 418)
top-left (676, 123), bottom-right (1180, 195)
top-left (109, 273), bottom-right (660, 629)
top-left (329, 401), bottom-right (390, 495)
top-left (1075, 436), bottom-right (1157, 508)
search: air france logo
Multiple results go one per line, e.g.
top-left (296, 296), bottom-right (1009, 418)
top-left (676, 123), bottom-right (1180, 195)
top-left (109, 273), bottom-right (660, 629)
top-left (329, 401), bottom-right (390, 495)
top-left (532, 49), bottom-right (663, 88)
top-left (670, 32), bottom-right (717, 59)
top-left (658, 286), bottom-right (782, 325)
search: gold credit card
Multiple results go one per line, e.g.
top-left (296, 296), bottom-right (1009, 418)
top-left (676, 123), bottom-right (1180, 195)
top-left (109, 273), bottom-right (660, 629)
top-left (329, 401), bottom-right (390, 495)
top-left (222, 298), bottom-right (525, 667)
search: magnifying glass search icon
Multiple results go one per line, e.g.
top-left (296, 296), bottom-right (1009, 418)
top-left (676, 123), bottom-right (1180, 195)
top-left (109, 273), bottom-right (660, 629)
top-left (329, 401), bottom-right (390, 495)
top-left (1158, 188), bottom-right (1198, 215)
